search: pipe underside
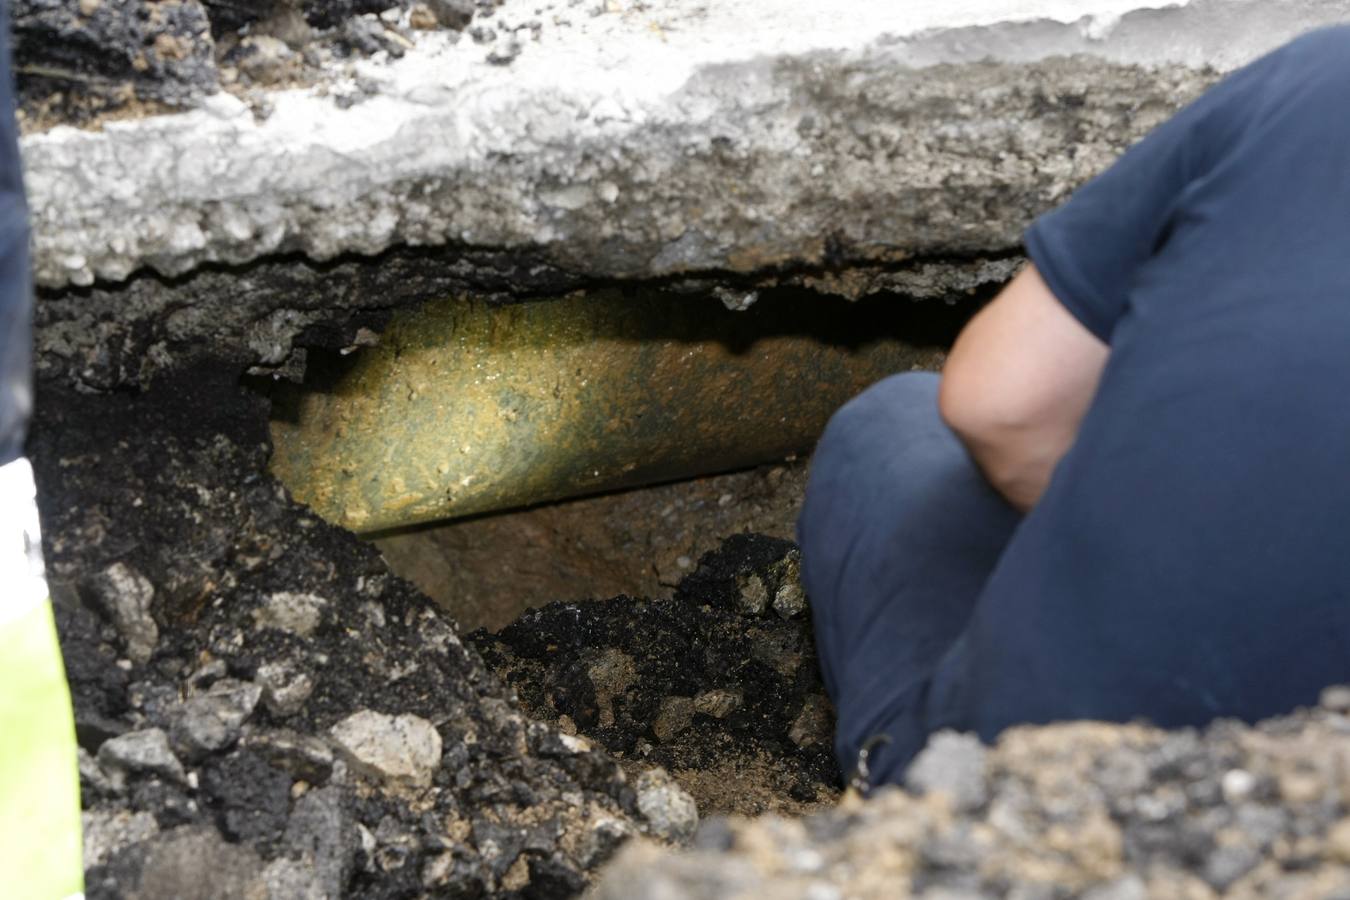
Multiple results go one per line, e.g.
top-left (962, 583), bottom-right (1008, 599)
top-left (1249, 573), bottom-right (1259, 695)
top-left (268, 289), bottom-right (947, 533)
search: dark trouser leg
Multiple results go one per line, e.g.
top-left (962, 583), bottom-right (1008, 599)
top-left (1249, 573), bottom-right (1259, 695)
top-left (797, 372), bottom-right (1020, 780)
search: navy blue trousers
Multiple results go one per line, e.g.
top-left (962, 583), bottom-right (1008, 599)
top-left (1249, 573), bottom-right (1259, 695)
top-left (799, 371), bottom-right (1349, 787)
top-left (799, 372), bottom-right (1019, 785)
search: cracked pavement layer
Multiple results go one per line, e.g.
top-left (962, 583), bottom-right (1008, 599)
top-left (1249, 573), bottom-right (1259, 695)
top-left (23, 0), bottom-right (1350, 290)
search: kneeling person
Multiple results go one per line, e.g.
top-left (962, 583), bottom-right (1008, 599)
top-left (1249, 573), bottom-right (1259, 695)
top-left (799, 26), bottom-right (1350, 789)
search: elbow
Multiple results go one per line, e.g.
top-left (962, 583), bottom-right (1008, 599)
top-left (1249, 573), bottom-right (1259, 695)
top-left (937, 372), bottom-right (1045, 512)
top-left (937, 366), bottom-right (1001, 448)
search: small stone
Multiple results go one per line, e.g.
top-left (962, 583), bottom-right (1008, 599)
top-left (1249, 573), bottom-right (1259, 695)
top-left (905, 730), bottom-right (988, 813)
top-left (500, 855), bottom-right (531, 891)
top-left (255, 661), bottom-right (314, 717)
top-left (79, 746), bottom-right (123, 796)
top-left (340, 16), bottom-right (404, 57)
top-left (245, 730), bottom-right (334, 784)
top-left (1082, 876), bottom-right (1147, 900)
top-left (186, 657), bottom-right (228, 692)
top-left (1221, 768), bottom-right (1257, 804)
top-left (558, 732), bottom-right (591, 754)
top-left (421, 851), bottom-right (451, 886)
top-left (579, 815), bottom-right (637, 868)
top-left (653, 696), bottom-right (695, 742)
top-left (693, 689), bottom-right (741, 719)
top-left (788, 694), bottom-right (833, 749)
top-left (636, 768), bottom-right (698, 843)
top-left (428, 0), bottom-right (475, 28)
top-left (169, 678), bottom-right (262, 759)
top-left (1203, 842), bottom-right (1261, 891)
top-left (284, 787), bottom-right (358, 897)
top-left (770, 552), bottom-right (807, 618)
top-left (253, 591), bottom-right (327, 637)
top-left (330, 710), bottom-right (443, 788)
top-left (1327, 818), bottom-right (1350, 864)
top-left (77, 0), bottom-right (101, 16)
top-left (256, 858), bottom-right (325, 900)
top-left (486, 39), bottom-right (522, 65)
top-left (734, 572), bottom-right (769, 616)
top-left (82, 808), bottom-right (158, 868)
top-left (136, 826), bottom-right (265, 900)
top-left (234, 36), bottom-right (296, 86)
top-left (358, 823), bottom-right (378, 858)
top-left (98, 728), bottom-right (186, 785)
top-left (1278, 769), bottom-right (1323, 805)
top-left (87, 562), bottom-right (158, 664)
top-left (470, 25), bottom-right (496, 43)
top-left (1235, 804), bottom-right (1287, 849)
top-left (409, 3), bottom-right (438, 29)
top-left (772, 578), bottom-right (807, 619)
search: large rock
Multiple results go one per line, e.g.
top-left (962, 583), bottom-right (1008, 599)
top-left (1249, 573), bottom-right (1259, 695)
top-left (24, 0), bottom-right (1350, 290)
top-left (330, 709), bottom-right (443, 788)
top-left (282, 786), bottom-right (358, 897)
top-left (167, 678), bottom-right (262, 759)
top-left (97, 728), bottom-right (187, 785)
top-left (84, 562), bottom-right (158, 664)
top-left (82, 808), bottom-right (159, 869)
top-left (636, 768), bottom-right (699, 844)
top-left (130, 825), bottom-right (265, 900)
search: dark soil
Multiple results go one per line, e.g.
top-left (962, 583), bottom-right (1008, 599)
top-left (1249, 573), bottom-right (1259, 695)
top-left (471, 535), bottom-right (842, 819)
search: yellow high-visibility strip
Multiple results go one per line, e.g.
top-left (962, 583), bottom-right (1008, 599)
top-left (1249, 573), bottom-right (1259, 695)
top-left (1, 457), bottom-right (83, 899)
top-left (0, 598), bottom-right (84, 900)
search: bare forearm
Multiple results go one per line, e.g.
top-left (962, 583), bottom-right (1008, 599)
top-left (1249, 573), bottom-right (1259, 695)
top-left (938, 265), bottom-right (1109, 512)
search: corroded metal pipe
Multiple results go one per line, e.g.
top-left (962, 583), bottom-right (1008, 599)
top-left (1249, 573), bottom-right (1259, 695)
top-left (269, 290), bottom-right (945, 533)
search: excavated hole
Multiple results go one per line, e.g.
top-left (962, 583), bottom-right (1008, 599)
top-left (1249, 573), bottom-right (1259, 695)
top-left (37, 267), bottom-right (990, 895)
top-left (263, 285), bottom-right (981, 631)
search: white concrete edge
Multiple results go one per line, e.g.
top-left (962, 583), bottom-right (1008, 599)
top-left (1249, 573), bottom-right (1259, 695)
top-left (20, 0), bottom-right (1350, 289)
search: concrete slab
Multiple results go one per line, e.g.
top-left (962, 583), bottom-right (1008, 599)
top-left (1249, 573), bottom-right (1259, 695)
top-left (23, 0), bottom-right (1350, 289)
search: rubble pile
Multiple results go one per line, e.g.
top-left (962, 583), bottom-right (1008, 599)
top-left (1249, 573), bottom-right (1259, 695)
top-left (32, 360), bottom-right (838, 898)
top-left (33, 368), bottom-right (662, 899)
top-left (596, 697), bottom-right (1350, 899)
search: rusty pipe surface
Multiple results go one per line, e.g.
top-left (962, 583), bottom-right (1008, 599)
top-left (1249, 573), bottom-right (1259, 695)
top-left (268, 289), bottom-right (947, 533)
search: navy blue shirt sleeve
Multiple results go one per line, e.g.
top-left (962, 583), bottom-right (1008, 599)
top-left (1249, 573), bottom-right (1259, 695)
top-left (1023, 39), bottom-right (1298, 343)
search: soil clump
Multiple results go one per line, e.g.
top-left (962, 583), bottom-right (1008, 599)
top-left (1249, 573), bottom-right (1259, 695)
top-left (471, 535), bottom-right (842, 820)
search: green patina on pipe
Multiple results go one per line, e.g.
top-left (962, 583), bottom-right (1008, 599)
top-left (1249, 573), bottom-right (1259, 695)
top-left (268, 289), bottom-right (946, 533)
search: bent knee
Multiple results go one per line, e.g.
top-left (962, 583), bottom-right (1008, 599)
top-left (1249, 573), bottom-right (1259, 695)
top-left (813, 372), bottom-right (941, 469)
top-left (798, 372), bottom-right (943, 567)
